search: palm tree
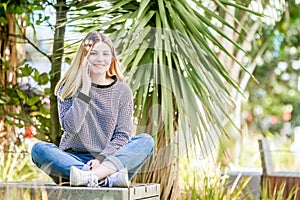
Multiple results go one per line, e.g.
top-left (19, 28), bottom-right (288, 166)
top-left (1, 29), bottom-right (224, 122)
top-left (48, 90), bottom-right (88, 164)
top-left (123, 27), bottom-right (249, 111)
top-left (64, 1), bottom-right (249, 198)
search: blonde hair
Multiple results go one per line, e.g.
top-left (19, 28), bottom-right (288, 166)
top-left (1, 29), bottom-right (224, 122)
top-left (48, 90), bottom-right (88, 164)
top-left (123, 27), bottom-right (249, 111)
top-left (54, 32), bottom-right (123, 100)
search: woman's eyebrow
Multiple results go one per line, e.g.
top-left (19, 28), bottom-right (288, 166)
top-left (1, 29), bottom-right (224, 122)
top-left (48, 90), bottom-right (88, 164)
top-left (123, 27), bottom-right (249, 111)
top-left (91, 50), bottom-right (110, 53)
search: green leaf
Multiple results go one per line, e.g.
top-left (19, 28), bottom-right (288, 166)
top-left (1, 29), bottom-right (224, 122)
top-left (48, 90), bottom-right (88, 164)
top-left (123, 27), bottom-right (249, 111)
top-left (38, 73), bottom-right (49, 85)
top-left (44, 88), bottom-right (51, 95)
top-left (17, 91), bottom-right (26, 100)
top-left (27, 96), bottom-right (40, 106)
top-left (33, 69), bottom-right (40, 82)
top-left (20, 65), bottom-right (33, 77)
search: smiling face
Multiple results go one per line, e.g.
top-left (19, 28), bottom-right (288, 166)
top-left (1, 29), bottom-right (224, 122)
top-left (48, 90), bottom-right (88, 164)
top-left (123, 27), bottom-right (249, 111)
top-left (87, 42), bottom-right (113, 75)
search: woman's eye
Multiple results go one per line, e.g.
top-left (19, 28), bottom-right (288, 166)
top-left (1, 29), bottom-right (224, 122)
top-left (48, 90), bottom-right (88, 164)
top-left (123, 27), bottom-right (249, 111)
top-left (90, 52), bottom-right (97, 55)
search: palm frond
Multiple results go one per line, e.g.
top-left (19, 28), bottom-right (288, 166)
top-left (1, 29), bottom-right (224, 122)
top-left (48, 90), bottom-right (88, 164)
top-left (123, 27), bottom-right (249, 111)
top-left (61, 0), bottom-right (259, 198)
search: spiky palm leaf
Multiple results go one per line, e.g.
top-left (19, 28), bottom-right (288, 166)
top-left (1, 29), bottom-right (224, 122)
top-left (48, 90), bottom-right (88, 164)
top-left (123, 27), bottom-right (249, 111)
top-left (62, 0), bottom-right (254, 199)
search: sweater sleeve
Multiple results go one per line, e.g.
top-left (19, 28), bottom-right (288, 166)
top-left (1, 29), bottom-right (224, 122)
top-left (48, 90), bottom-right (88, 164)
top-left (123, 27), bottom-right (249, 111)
top-left (96, 85), bottom-right (133, 158)
top-left (58, 89), bottom-right (91, 134)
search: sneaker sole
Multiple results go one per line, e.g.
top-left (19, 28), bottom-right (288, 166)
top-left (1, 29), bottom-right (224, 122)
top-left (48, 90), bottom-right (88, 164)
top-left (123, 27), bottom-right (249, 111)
top-left (70, 166), bottom-right (80, 186)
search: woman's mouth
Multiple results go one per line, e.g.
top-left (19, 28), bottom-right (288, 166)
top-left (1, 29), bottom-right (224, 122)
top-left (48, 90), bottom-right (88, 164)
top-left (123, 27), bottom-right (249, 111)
top-left (89, 64), bottom-right (109, 74)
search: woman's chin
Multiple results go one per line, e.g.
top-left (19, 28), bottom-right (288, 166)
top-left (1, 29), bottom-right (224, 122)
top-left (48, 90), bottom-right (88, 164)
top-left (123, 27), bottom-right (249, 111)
top-left (91, 71), bottom-right (106, 75)
top-left (90, 67), bottom-right (108, 75)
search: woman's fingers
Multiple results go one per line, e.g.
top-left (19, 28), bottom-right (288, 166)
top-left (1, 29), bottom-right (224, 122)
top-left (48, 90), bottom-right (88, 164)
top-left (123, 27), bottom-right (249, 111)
top-left (82, 57), bottom-right (89, 73)
top-left (80, 57), bottom-right (92, 94)
top-left (87, 159), bottom-right (100, 169)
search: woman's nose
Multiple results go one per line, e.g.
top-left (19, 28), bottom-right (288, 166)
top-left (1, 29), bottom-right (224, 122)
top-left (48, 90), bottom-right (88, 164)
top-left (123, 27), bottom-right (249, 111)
top-left (97, 55), bottom-right (104, 61)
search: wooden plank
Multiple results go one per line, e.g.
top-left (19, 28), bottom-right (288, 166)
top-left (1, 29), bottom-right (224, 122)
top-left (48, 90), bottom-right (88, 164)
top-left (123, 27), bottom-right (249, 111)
top-left (263, 176), bottom-right (300, 199)
top-left (259, 138), bottom-right (300, 199)
top-left (258, 138), bottom-right (274, 175)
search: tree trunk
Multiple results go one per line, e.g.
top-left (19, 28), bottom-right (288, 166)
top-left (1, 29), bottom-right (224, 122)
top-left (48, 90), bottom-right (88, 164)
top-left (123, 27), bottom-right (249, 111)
top-left (216, 6), bottom-right (263, 167)
top-left (0, 14), bottom-right (25, 149)
top-left (49, 0), bottom-right (68, 145)
top-left (133, 91), bottom-right (180, 200)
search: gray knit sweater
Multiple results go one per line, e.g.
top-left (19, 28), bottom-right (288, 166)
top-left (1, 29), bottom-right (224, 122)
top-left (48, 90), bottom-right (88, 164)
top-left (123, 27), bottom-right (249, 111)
top-left (58, 76), bottom-right (133, 161)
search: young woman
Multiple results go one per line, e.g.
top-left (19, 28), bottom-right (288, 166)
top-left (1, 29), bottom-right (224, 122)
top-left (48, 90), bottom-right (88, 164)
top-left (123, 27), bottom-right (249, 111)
top-left (31, 32), bottom-right (154, 187)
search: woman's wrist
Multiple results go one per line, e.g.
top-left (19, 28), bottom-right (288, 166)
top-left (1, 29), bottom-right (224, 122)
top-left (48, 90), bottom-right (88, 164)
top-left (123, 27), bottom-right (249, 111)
top-left (96, 154), bottom-right (106, 163)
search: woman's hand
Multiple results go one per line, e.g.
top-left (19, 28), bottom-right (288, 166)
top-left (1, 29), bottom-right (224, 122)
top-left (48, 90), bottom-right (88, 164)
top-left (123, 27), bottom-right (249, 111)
top-left (81, 57), bottom-right (92, 95)
top-left (87, 159), bottom-right (101, 170)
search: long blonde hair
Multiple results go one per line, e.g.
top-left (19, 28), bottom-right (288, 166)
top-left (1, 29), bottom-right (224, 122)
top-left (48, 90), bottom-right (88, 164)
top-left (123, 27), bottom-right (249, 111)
top-left (54, 32), bottom-right (123, 100)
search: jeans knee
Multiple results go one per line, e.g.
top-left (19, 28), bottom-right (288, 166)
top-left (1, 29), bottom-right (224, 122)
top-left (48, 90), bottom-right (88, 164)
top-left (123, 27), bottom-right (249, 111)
top-left (31, 142), bottom-right (51, 164)
top-left (31, 142), bottom-right (41, 158)
top-left (31, 142), bottom-right (42, 165)
top-left (138, 133), bottom-right (154, 155)
top-left (31, 142), bottom-right (45, 155)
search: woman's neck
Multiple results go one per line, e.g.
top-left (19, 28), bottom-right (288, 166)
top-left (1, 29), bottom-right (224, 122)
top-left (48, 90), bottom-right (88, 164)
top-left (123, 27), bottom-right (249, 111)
top-left (90, 73), bottom-right (112, 85)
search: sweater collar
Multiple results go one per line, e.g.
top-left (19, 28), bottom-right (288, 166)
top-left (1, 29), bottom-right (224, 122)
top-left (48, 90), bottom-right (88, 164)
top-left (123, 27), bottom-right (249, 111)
top-left (91, 75), bottom-right (117, 88)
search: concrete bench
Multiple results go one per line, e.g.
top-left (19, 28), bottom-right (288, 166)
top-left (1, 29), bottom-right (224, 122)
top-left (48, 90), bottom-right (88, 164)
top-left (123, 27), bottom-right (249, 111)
top-left (0, 181), bottom-right (160, 200)
top-left (259, 138), bottom-right (300, 198)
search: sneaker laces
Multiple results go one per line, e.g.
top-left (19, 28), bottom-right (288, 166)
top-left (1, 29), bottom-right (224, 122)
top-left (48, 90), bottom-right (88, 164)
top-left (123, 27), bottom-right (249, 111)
top-left (87, 173), bottom-right (99, 187)
top-left (99, 178), bottom-right (109, 187)
top-left (107, 168), bottom-right (129, 187)
top-left (107, 176), bottom-right (113, 187)
top-left (98, 173), bottom-right (124, 187)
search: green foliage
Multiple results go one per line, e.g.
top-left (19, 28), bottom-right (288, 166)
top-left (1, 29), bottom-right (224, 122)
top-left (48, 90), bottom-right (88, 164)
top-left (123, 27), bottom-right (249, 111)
top-left (0, 184), bottom-right (51, 200)
top-left (179, 160), bottom-right (255, 200)
top-left (0, 0), bottom-right (53, 141)
top-left (179, 155), bottom-right (300, 200)
top-left (245, 1), bottom-right (300, 136)
top-left (59, 2), bottom-right (264, 198)
top-left (0, 0), bottom-right (50, 26)
top-left (18, 64), bottom-right (50, 86)
top-left (261, 179), bottom-right (300, 200)
top-left (66, 0), bottom-right (249, 159)
top-left (0, 144), bottom-right (40, 182)
top-left (0, 62), bottom-right (51, 140)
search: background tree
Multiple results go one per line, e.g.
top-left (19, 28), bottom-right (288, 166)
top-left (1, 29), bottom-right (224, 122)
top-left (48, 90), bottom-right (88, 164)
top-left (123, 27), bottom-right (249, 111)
top-left (0, 0), bottom-right (95, 146)
top-left (0, 0), bottom-right (33, 150)
top-left (246, 1), bottom-right (300, 137)
top-left (48, 0), bottom-right (67, 144)
top-left (214, 0), bottom-right (287, 167)
top-left (0, 0), bottom-right (59, 150)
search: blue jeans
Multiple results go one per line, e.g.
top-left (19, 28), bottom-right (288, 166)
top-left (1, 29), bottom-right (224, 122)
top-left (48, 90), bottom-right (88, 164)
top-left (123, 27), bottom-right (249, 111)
top-left (31, 133), bottom-right (154, 184)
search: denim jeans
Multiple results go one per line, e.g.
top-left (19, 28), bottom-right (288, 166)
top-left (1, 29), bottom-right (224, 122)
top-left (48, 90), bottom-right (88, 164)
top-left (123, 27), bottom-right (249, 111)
top-left (31, 133), bottom-right (154, 184)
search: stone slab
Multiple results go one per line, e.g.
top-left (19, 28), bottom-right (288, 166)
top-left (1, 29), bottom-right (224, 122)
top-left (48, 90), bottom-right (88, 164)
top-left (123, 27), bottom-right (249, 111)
top-left (0, 182), bottom-right (160, 200)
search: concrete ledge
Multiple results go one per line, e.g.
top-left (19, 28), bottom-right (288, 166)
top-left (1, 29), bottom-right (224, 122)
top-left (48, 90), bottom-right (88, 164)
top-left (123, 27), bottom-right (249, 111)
top-left (0, 182), bottom-right (160, 200)
top-left (226, 168), bottom-right (262, 199)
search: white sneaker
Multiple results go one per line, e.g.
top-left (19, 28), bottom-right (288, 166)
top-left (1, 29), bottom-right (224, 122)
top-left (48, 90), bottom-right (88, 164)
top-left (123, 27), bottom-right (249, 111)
top-left (107, 168), bottom-right (129, 187)
top-left (70, 166), bottom-right (99, 187)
